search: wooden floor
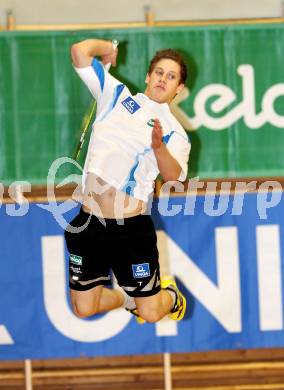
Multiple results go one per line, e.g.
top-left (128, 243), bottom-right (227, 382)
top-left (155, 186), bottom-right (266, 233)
top-left (2, 349), bottom-right (284, 389)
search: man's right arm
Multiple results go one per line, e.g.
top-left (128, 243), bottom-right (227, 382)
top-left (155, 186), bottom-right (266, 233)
top-left (71, 39), bottom-right (117, 68)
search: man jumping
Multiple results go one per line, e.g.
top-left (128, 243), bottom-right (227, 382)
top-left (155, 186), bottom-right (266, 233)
top-left (64, 38), bottom-right (190, 324)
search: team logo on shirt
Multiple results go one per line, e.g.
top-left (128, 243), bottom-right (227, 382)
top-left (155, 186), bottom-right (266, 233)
top-left (132, 263), bottom-right (150, 278)
top-left (121, 96), bottom-right (141, 114)
top-left (147, 118), bottom-right (155, 127)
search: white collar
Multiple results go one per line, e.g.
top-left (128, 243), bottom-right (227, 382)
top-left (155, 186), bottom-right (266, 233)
top-left (136, 93), bottom-right (170, 111)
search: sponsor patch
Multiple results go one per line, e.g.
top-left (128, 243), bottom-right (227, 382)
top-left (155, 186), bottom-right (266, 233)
top-left (70, 254), bottom-right (82, 266)
top-left (132, 263), bottom-right (150, 278)
top-left (121, 96), bottom-right (141, 114)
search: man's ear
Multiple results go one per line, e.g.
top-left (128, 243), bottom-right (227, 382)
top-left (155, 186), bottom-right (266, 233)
top-left (176, 83), bottom-right (184, 95)
top-left (145, 73), bottom-right (150, 84)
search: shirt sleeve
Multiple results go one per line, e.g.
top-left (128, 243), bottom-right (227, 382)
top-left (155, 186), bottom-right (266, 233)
top-left (164, 131), bottom-right (191, 181)
top-left (73, 58), bottom-right (123, 117)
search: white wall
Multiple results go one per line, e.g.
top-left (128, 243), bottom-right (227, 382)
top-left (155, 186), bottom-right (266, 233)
top-left (0, 0), bottom-right (283, 26)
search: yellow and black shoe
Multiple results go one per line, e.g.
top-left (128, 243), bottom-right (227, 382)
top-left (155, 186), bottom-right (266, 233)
top-left (161, 276), bottom-right (187, 321)
top-left (125, 308), bottom-right (146, 324)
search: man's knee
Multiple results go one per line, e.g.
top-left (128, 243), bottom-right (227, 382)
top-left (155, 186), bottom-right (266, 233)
top-left (70, 288), bottom-right (101, 318)
top-left (71, 299), bottom-right (99, 318)
top-left (137, 306), bottom-right (164, 323)
top-left (72, 302), bottom-right (96, 318)
top-left (135, 295), bottom-right (165, 323)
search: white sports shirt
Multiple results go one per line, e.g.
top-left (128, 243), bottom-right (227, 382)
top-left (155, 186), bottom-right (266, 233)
top-left (75, 58), bottom-right (191, 202)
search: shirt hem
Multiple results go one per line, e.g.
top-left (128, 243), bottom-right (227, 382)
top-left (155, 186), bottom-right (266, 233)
top-left (85, 167), bottom-right (151, 203)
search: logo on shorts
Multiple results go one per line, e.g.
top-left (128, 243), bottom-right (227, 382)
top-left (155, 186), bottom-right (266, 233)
top-left (121, 96), bottom-right (141, 114)
top-left (70, 254), bottom-right (82, 266)
top-left (70, 265), bottom-right (82, 274)
top-left (132, 263), bottom-right (150, 278)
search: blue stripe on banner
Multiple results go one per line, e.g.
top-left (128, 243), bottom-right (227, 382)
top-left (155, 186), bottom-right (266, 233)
top-left (122, 147), bottom-right (152, 196)
top-left (2, 191), bottom-right (284, 360)
top-left (92, 58), bottom-right (105, 91)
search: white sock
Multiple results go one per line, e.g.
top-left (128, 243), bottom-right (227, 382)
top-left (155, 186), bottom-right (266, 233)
top-left (120, 289), bottom-right (136, 310)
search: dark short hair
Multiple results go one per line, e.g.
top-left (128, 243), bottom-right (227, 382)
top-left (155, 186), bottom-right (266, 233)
top-left (148, 49), bottom-right (187, 84)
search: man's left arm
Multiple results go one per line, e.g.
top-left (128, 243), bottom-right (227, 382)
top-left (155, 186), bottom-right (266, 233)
top-left (152, 119), bottom-right (189, 182)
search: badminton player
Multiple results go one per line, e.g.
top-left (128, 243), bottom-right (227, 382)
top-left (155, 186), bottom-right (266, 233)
top-left (64, 38), bottom-right (190, 323)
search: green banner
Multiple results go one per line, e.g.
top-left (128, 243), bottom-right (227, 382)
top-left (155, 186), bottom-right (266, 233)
top-left (1, 24), bottom-right (284, 185)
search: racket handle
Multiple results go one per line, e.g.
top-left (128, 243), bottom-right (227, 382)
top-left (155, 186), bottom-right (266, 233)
top-left (104, 39), bottom-right (119, 71)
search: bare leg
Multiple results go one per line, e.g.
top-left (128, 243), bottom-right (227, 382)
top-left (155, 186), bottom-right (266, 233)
top-left (70, 286), bottom-right (124, 318)
top-left (135, 289), bottom-right (173, 323)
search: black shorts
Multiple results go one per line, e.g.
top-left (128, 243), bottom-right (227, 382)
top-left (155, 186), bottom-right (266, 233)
top-left (64, 208), bottom-right (161, 297)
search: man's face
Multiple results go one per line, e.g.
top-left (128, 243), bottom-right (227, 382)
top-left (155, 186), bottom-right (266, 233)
top-left (144, 58), bottom-right (184, 104)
